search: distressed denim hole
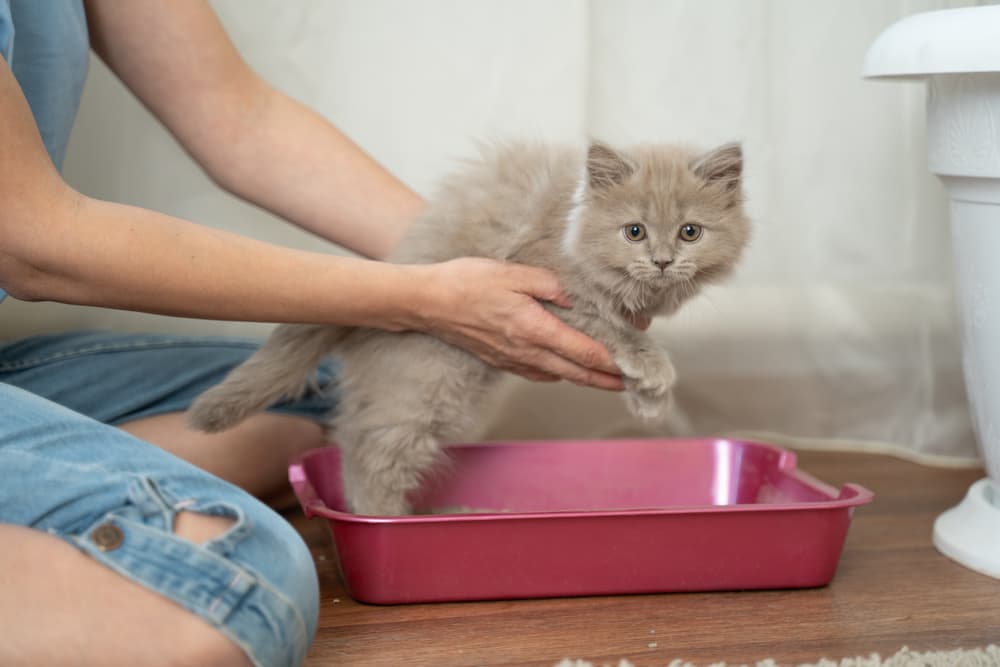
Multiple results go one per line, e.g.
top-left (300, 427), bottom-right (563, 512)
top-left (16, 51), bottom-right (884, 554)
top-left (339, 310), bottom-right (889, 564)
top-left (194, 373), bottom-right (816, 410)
top-left (174, 510), bottom-right (237, 545)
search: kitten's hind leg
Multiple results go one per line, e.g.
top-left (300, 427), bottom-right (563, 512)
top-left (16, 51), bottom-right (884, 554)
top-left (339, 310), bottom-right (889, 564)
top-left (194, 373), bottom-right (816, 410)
top-left (338, 423), bottom-right (447, 516)
top-left (189, 323), bottom-right (346, 432)
top-left (331, 332), bottom-right (494, 516)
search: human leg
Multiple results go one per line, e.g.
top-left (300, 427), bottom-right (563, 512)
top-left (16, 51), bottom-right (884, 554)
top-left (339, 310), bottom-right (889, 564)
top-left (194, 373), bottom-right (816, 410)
top-left (0, 383), bottom-right (319, 667)
top-left (0, 331), bottom-right (337, 499)
top-left (0, 523), bottom-right (252, 667)
top-left (119, 412), bottom-right (325, 504)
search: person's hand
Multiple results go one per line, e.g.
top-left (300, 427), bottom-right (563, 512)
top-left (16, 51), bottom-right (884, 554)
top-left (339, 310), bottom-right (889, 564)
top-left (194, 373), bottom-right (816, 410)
top-left (409, 258), bottom-right (625, 390)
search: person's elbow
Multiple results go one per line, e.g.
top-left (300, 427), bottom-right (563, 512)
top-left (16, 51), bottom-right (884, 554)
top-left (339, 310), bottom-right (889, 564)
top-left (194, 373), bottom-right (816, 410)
top-left (0, 189), bottom-right (83, 303)
top-left (0, 254), bottom-right (48, 302)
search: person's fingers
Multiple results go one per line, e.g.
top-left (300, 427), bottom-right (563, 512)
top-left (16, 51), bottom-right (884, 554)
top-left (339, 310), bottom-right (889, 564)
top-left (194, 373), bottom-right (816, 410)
top-left (546, 292), bottom-right (574, 310)
top-left (459, 333), bottom-right (624, 390)
top-left (501, 359), bottom-right (622, 390)
top-left (471, 322), bottom-right (623, 390)
top-left (471, 352), bottom-right (570, 385)
top-left (525, 311), bottom-right (619, 376)
top-left (516, 348), bottom-right (625, 391)
top-left (513, 369), bottom-right (561, 383)
top-left (505, 263), bottom-right (573, 309)
top-left (579, 371), bottom-right (626, 391)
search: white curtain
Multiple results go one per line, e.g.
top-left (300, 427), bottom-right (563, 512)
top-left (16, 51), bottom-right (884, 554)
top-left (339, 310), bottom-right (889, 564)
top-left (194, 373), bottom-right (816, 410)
top-left (3, 0), bottom-right (986, 463)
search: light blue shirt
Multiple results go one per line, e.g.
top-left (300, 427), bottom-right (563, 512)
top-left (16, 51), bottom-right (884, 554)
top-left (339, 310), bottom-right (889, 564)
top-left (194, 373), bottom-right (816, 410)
top-left (0, 0), bottom-right (89, 303)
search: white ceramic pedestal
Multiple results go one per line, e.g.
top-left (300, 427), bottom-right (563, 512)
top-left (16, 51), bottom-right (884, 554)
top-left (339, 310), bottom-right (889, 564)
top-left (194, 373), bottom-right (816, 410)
top-left (935, 479), bottom-right (1000, 578)
top-left (864, 7), bottom-right (1000, 579)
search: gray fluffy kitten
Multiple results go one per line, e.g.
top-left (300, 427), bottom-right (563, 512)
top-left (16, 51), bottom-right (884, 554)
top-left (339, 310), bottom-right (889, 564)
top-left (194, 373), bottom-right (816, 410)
top-left (189, 140), bottom-right (752, 515)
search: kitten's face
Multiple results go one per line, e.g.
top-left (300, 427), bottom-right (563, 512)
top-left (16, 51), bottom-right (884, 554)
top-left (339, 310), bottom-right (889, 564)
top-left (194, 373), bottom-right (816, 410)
top-left (565, 141), bottom-right (751, 313)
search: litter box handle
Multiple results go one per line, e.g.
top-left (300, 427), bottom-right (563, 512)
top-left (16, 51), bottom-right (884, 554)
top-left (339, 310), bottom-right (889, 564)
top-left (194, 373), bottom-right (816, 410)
top-left (288, 459), bottom-right (323, 518)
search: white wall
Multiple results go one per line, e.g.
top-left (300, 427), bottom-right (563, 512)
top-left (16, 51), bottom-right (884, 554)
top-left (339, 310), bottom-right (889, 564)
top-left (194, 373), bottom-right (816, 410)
top-left (2, 0), bottom-right (985, 461)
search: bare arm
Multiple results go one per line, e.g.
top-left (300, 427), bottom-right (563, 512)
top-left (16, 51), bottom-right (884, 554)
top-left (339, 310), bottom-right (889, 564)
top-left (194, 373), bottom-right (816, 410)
top-left (84, 0), bottom-right (421, 260)
top-left (0, 2), bottom-right (624, 390)
top-left (0, 55), bottom-right (425, 328)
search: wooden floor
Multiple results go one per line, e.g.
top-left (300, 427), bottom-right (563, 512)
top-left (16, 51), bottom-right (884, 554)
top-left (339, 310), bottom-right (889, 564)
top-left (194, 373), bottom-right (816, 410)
top-left (289, 450), bottom-right (1000, 666)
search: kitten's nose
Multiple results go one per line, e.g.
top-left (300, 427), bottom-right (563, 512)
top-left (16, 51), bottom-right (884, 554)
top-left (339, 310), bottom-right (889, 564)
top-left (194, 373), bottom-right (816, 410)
top-left (653, 258), bottom-right (673, 271)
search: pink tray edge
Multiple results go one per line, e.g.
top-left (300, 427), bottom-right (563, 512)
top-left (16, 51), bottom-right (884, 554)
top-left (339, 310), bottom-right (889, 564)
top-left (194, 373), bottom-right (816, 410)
top-left (288, 437), bottom-right (875, 523)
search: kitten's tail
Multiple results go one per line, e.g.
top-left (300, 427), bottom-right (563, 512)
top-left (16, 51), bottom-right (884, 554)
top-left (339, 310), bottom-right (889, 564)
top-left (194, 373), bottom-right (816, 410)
top-left (188, 323), bottom-right (349, 433)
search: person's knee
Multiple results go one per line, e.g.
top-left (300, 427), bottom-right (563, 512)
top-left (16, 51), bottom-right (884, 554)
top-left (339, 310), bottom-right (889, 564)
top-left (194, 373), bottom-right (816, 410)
top-left (252, 508), bottom-right (321, 643)
top-left (171, 502), bottom-right (319, 666)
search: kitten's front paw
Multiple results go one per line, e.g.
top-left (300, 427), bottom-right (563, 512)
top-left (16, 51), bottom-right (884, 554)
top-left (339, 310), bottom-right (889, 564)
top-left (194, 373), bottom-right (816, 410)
top-left (620, 352), bottom-right (677, 421)
top-left (624, 387), bottom-right (675, 420)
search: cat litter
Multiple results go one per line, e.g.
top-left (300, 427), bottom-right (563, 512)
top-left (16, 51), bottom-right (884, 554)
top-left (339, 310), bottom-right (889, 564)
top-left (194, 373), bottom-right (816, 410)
top-left (289, 437), bottom-right (872, 604)
top-left (554, 644), bottom-right (1000, 667)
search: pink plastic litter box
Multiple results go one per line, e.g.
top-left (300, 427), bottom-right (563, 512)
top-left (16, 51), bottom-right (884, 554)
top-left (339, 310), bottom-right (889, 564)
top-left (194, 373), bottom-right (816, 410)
top-left (289, 438), bottom-right (873, 605)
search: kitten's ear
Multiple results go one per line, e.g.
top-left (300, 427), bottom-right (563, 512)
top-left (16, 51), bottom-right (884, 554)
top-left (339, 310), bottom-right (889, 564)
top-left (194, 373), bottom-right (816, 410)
top-left (587, 141), bottom-right (634, 190)
top-left (692, 142), bottom-right (743, 193)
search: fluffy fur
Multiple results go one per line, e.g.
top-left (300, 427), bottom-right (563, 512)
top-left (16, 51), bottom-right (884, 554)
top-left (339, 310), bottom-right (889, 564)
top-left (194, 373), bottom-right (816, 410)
top-left (188, 140), bottom-right (752, 515)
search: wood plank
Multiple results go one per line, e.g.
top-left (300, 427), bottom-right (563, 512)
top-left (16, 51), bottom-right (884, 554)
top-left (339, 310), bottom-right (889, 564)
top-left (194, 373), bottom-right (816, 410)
top-left (290, 450), bottom-right (998, 666)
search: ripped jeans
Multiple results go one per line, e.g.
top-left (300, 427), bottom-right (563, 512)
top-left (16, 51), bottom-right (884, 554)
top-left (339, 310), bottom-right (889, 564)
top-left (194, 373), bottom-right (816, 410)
top-left (0, 331), bottom-right (338, 667)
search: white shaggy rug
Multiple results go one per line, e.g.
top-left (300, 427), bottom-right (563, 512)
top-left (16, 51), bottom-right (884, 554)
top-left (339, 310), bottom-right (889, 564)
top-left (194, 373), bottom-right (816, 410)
top-left (555, 645), bottom-right (1000, 667)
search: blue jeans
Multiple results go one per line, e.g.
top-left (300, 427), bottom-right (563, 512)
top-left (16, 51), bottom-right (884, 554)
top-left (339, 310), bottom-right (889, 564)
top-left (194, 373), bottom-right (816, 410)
top-left (0, 331), bottom-right (338, 667)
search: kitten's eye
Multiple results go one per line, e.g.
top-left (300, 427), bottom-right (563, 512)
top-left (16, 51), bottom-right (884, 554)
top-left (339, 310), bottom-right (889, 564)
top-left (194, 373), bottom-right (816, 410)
top-left (679, 224), bottom-right (703, 242)
top-left (623, 223), bottom-right (647, 242)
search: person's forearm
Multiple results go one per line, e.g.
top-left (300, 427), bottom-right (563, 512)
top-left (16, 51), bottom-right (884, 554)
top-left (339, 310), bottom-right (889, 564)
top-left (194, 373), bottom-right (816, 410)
top-left (2, 189), bottom-right (425, 327)
top-left (84, 1), bottom-right (424, 259)
top-left (179, 77), bottom-right (425, 261)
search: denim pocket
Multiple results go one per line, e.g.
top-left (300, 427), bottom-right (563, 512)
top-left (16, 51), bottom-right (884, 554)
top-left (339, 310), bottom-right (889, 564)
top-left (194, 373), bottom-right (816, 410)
top-left (74, 509), bottom-right (259, 629)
